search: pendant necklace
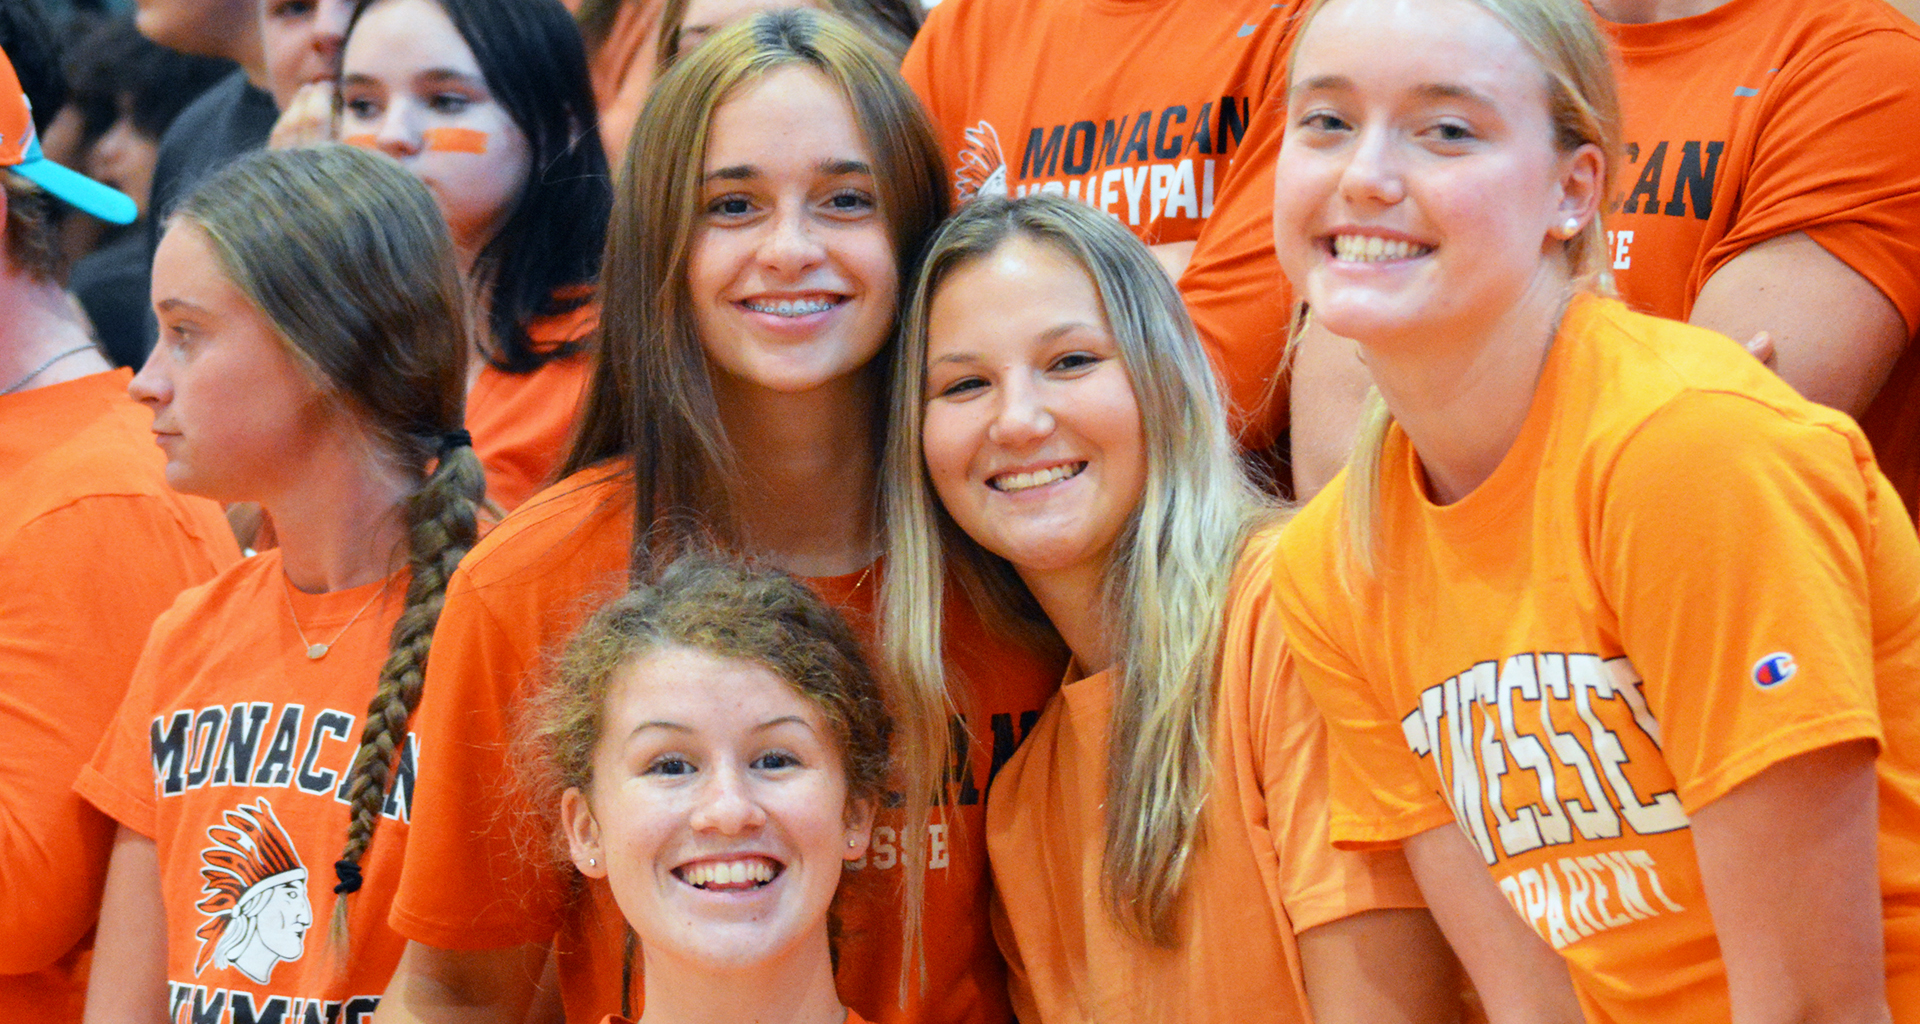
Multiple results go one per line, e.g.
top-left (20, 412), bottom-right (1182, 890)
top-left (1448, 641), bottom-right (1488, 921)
top-left (283, 571), bottom-right (394, 660)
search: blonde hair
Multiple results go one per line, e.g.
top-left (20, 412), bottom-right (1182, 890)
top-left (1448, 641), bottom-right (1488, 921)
top-left (1300, 0), bottom-right (1621, 576)
top-left (171, 145), bottom-right (483, 957)
top-left (652, 0), bottom-right (920, 74)
top-left (881, 194), bottom-right (1275, 944)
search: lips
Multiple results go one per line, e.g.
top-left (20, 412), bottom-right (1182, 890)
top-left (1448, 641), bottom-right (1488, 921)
top-left (989, 461), bottom-right (1086, 493)
top-left (741, 295), bottom-right (844, 317)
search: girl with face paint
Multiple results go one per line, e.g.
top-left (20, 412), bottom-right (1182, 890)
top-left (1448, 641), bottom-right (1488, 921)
top-left (336, 0), bottom-right (612, 510)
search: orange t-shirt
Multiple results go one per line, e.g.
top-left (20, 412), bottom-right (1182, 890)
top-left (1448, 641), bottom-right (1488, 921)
top-left (1600, 0), bottom-right (1920, 517)
top-left (75, 554), bottom-right (415, 1020)
top-left (391, 466), bottom-right (1064, 1024)
top-left (587, 0), bottom-right (663, 167)
top-left (0, 370), bottom-right (238, 1023)
top-left (468, 301), bottom-right (598, 512)
top-left (901, 0), bottom-right (1301, 450)
top-left (1273, 296), bottom-right (1920, 1022)
top-left (986, 523), bottom-right (1426, 1024)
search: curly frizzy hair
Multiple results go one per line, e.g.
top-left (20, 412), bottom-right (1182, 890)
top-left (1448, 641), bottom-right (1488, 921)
top-left (533, 552), bottom-right (892, 818)
top-left (169, 145), bottom-right (484, 961)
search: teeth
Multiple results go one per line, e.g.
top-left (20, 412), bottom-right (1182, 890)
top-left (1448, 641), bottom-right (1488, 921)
top-left (992, 463), bottom-right (1082, 492)
top-left (681, 858), bottom-right (777, 889)
top-left (1332, 235), bottom-right (1432, 262)
top-left (743, 297), bottom-right (837, 317)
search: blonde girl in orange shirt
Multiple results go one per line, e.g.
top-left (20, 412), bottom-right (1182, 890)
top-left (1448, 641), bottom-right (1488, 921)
top-left (880, 193), bottom-right (1463, 1024)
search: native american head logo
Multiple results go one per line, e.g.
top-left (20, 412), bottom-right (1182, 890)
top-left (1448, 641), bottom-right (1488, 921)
top-left (194, 798), bottom-right (313, 983)
top-left (955, 120), bottom-right (1009, 201)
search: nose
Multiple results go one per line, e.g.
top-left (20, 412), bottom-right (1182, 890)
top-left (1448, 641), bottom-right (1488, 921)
top-left (1337, 124), bottom-right (1406, 208)
top-left (128, 339), bottom-right (172, 410)
top-left (688, 763), bottom-right (767, 835)
top-left (986, 372), bottom-right (1054, 448)
top-left (313, 0), bottom-right (352, 71)
top-left (756, 206), bottom-right (826, 276)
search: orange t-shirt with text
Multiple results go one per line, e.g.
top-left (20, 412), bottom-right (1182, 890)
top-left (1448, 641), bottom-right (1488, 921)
top-left (1, 371), bottom-right (238, 1023)
top-left (987, 524), bottom-right (1427, 1024)
top-left (1274, 297), bottom-right (1920, 1023)
top-left (468, 301), bottom-right (597, 512)
top-left (390, 467), bottom-right (1064, 1024)
top-left (76, 555), bottom-right (416, 1023)
top-left (901, 0), bottom-right (1303, 450)
top-left (1600, 0), bottom-right (1920, 516)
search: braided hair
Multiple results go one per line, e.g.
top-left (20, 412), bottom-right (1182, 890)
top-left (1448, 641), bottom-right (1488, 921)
top-left (171, 145), bottom-right (484, 956)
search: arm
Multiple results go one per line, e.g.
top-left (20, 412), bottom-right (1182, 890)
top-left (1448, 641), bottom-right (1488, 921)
top-left (1401, 825), bottom-right (1586, 1024)
top-left (1691, 231), bottom-right (1908, 418)
top-left (372, 941), bottom-right (551, 1024)
top-left (1688, 740), bottom-right (1890, 1024)
top-left (1298, 908), bottom-right (1461, 1024)
top-left (82, 827), bottom-right (168, 1024)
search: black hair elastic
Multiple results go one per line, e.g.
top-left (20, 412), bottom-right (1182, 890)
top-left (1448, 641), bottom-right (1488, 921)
top-left (439, 429), bottom-right (473, 453)
top-left (333, 859), bottom-right (364, 895)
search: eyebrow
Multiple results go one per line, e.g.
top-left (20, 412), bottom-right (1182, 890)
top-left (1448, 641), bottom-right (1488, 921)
top-left (705, 158), bottom-right (874, 183)
top-left (1289, 75), bottom-right (1496, 107)
top-left (622, 715), bottom-right (815, 741)
top-left (927, 321), bottom-right (1108, 367)
top-left (339, 67), bottom-right (481, 90)
top-left (154, 298), bottom-right (211, 317)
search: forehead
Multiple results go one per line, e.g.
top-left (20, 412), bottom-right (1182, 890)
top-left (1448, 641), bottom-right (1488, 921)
top-left (605, 645), bottom-right (828, 732)
top-left (342, 0), bottom-right (479, 78)
top-left (929, 236), bottom-right (1107, 348)
top-left (703, 65), bottom-right (872, 168)
top-left (1291, 0), bottom-right (1549, 107)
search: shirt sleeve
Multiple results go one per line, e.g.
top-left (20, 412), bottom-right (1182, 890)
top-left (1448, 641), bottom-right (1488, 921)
top-left (1695, 26), bottom-right (1920, 335)
top-left (1269, 505), bottom-right (1457, 851)
top-left (1597, 389), bottom-right (1888, 812)
top-left (3, 497), bottom-right (221, 973)
top-left (388, 568), bottom-right (567, 949)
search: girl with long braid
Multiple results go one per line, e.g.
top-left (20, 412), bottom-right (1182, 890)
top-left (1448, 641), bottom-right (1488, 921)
top-left (74, 144), bottom-right (483, 1023)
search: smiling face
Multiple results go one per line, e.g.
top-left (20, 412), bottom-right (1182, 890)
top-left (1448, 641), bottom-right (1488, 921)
top-left (562, 646), bottom-right (872, 976)
top-left (687, 65), bottom-right (898, 403)
top-left (1271, 0), bottom-right (1599, 351)
top-left (131, 223), bottom-right (336, 505)
top-left (337, 0), bottom-right (532, 259)
top-left (921, 236), bottom-right (1147, 594)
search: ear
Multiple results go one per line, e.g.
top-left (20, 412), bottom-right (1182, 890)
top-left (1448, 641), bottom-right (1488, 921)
top-left (560, 787), bottom-right (608, 879)
top-left (842, 795), bottom-right (876, 863)
top-left (1553, 141), bottom-right (1606, 235)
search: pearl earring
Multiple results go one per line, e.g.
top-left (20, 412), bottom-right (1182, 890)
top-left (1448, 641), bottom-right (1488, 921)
top-left (588, 857), bottom-right (597, 868)
top-left (848, 837), bottom-right (859, 848)
top-left (1560, 217), bottom-right (1581, 239)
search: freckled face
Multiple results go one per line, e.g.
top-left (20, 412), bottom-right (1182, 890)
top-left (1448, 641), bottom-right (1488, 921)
top-left (920, 237), bottom-right (1147, 592)
top-left (337, 0), bottom-right (532, 257)
top-left (562, 647), bottom-right (872, 976)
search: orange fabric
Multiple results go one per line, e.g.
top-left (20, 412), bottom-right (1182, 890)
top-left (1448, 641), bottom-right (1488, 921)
top-left (986, 524), bottom-right (1425, 1024)
top-left (468, 300), bottom-right (598, 512)
top-left (75, 554), bottom-right (414, 1019)
top-left (0, 370), bottom-right (236, 1022)
top-left (1273, 296), bottom-right (1920, 1023)
top-left (391, 467), bottom-right (1064, 1024)
top-left (589, 0), bottom-right (664, 166)
top-left (1600, 0), bottom-right (1920, 517)
top-left (901, 0), bottom-right (1301, 450)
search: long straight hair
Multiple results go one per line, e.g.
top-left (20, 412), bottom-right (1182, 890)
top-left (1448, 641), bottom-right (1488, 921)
top-left (882, 194), bottom-right (1276, 944)
top-left (172, 144), bottom-right (484, 955)
top-left (344, 0), bottom-right (612, 373)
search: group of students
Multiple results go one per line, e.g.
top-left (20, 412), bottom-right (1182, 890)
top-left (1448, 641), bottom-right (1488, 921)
top-left (4, 0), bottom-right (1920, 1021)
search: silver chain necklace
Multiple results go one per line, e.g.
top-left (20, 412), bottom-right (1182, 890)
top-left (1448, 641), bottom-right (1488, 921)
top-left (1, 345), bottom-right (95, 397)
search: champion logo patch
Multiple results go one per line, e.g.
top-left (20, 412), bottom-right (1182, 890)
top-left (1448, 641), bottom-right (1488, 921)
top-left (1752, 652), bottom-right (1797, 689)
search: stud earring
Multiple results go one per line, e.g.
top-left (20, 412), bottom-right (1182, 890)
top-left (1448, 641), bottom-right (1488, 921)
top-left (1560, 217), bottom-right (1581, 239)
top-left (588, 857), bottom-right (597, 868)
top-left (848, 837), bottom-right (859, 848)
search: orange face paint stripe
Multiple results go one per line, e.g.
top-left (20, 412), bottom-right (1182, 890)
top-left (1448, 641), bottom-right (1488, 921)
top-left (342, 133), bottom-right (378, 149)
top-left (423, 127), bottom-right (489, 154)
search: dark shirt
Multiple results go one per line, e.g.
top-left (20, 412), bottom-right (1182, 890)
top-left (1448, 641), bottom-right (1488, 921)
top-left (69, 228), bottom-right (151, 370)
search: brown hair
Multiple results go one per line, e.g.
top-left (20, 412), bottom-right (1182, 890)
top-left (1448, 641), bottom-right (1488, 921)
top-left (171, 144), bottom-right (484, 952)
top-left (1, 171), bottom-right (62, 283)
top-left (652, 0), bottom-right (920, 75)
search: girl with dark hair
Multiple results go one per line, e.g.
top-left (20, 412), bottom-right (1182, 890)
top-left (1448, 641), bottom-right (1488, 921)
top-left (74, 144), bottom-right (483, 1023)
top-left (337, 0), bottom-right (612, 510)
top-left (378, 11), bottom-right (1061, 1024)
